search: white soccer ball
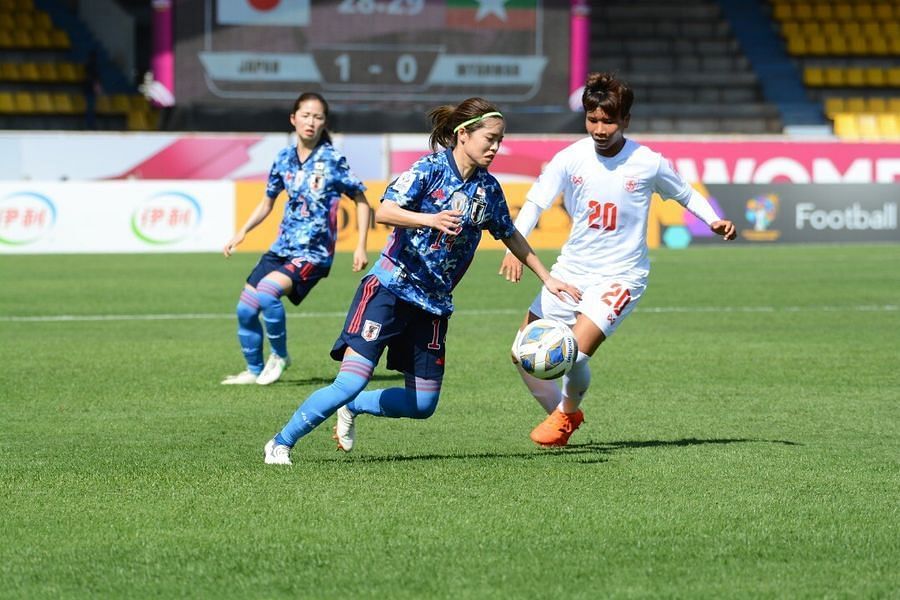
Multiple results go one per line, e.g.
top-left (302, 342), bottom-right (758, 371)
top-left (514, 318), bottom-right (577, 380)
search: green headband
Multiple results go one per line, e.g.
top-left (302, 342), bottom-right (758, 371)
top-left (455, 111), bottom-right (504, 132)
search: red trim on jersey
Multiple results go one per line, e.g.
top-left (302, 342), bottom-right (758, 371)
top-left (348, 277), bottom-right (380, 334)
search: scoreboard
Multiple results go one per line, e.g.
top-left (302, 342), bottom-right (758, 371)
top-left (175, 0), bottom-right (570, 109)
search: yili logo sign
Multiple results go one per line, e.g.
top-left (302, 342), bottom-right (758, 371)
top-left (131, 191), bottom-right (202, 245)
top-left (0, 191), bottom-right (56, 245)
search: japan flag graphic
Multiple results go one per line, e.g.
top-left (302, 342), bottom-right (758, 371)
top-left (217, 0), bottom-right (309, 27)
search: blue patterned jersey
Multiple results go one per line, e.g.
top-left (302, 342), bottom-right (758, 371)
top-left (266, 142), bottom-right (366, 267)
top-left (369, 149), bottom-right (516, 316)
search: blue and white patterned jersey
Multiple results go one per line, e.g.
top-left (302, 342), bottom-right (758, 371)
top-left (369, 149), bottom-right (516, 316)
top-left (266, 142), bottom-right (366, 267)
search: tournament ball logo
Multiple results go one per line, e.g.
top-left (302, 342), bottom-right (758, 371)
top-left (131, 191), bottom-right (202, 245)
top-left (0, 191), bottom-right (57, 245)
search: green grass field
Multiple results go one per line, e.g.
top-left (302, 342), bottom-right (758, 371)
top-left (1, 244), bottom-right (898, 599)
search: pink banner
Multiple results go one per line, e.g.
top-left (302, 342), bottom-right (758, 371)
top-left (392, 139), bottom-right (900, 184)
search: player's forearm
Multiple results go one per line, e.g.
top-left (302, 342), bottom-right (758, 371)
top-left (504, 231), bottom-right (550, 282)
top-left (375, 200), bottom-right (432, 229)
top-left (354, 194), bottom-right (371, 247)
top-left (239, 197), bottom-right (276, 234)
top-left (681, 188), bottom-right (721, 226)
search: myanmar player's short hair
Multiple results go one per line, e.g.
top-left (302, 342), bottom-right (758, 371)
top-left (582, 72), bottom-right (634, 120)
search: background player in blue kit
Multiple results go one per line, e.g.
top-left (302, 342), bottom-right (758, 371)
top-left (264, 97), bottom-right (582, 465)
top-left (222, 92), bottom-right (372, 386)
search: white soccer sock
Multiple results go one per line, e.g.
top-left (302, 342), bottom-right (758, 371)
top-left (515, 362), bottom-right (562, 414)
top-left (560, 352), bottom-right (591, 413)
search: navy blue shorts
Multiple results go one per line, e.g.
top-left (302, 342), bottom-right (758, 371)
top-left (331, 275), bottom-right (448, 379)
top-left (247, 251), bottom-right (329, 306)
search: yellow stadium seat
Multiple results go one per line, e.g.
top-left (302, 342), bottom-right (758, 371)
top-left (804, 66), bottom-right (824, 86)
top-left (13, 13), bottom-right (34, 30)
top-left (867, 97), bottom-right (887, 113)
top-left (18, 62), bottom-right (38, 81)
top-left (848, 36), bottom-right (869, 54)
top-left (0, 91), bottom-right (14, 113)
top-left (834, 3), bottom-right (853, 21)
top-left (70, 93), bottom-right (85, 113)
top-left (807, 35), bottom-right (828, 55)
top-left (33, 92), bottom-right (53, 113)
top-left (96, 95), bottom-right (113, 114)
top-left (845, 97), bottom-right (867, 113)
top-left (13, 91), bottom-right (35, 113)
top-left (885, 23), bottom-right (900, 37)
top-left (862, 21), bottom-right (881, 38)
top-left (876, 114), bottom-right (900, 139)
top-left (773, 3), bottom-right (792, 21)
top-left (868, 36), bottom-right (889, 55)
top-left (0, 62), bottom-right (18, 80)
top-left (0, 13), bottom-right (14, 29)
top-left (827, 35), bottom-right (848, 54)
top-left (33, 11), bottom-right (52, 30)
top-left (801, 21), bottom-right (820, 36)
top-left (889, 97), bottom-right (900, 113)
top-left (49, 29), bottom-right (69, 49)
top-left (843, 22), bottom-right (861, 38)
top-left (888, 67), bottom-right (900, 87)
top-left (127, 109), bottom-right (153, 131)
top-left (111, 94), bottom-right (131, 113)
top-left (889, 37), bottom-right (900, 55)
top-left (51, 92), bottom-right (74, 113)
top-left (0, 30), bottom-right (11, 49)
top-left (58, 62), bottom-right (83, 82)
top-left (846, 67), bottom-right (866, 86)
top-left (129, 95), bottom-right (149, 111)
top-left (874, 4), bottom-right (893, 20)
top-left (865, 67), bottom-right (886, 86)
top-left (813, 3), bottom-right (833, 20)
top-left (833, 113), bottom-right (859, 139)
top-left (37, 62), bottom-right (58, 81)
top-left (781, 21), bottom-right (801, 37)
top-left (854, 3), bottom-right (874, 21)
top-left (12, 30), bottom-right (33, 48)
top-left (824, 67), bottom-right (844, 85)
top-left (824, 97), bottom-right (844, 118)
top-left (786, 35), bottom-right (807, 55)
top-left (823, 22), bottom-right (841, 37)
top-left (857, 113), bottom-right (880, 139)
top-left (794, 3), bottom-right (813, 21)
top-left (31, 29), bottom-right (51, 48)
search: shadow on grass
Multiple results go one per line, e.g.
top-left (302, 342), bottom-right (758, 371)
top-left (280, 373), bottom-right (406, 387)
top-left (314, 437), bottom-right (801, 465)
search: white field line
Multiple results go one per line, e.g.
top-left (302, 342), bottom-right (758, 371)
top-left (0, 305), bottom-right (897, 323)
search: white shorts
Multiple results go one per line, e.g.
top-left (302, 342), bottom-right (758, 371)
top-left (528, 272), bottom-right (647, 338)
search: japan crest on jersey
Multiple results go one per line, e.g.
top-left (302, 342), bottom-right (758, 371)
top-left (362, 319), bottom-right (381, 341)
top-left (310, 162), bottom-right (326, 194)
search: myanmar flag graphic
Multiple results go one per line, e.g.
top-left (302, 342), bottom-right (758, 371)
top-left (446, 0), bottom-right (538, 30)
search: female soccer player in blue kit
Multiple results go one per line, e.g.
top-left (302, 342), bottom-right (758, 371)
top-left (222, 93), bottom-right (371, 386)
top-left (264, 97), bottom-right (582, 465)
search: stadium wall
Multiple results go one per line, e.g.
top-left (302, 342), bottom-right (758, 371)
top-left (0, 133), bottom-right (897, 253)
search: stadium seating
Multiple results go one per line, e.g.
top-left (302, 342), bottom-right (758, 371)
top-left (769, 0), bottom-right (900, 139)
top-left (588, 0), bottom-right (781, 133)
top-left (0, 0), bottom-right (154, 130)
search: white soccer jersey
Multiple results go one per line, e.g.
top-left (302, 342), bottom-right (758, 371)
top-left (526, 137), bottom-right (703, 280)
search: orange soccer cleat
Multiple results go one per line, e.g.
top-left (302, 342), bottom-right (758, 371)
top-left (530, 409), bottom-right (584, 447)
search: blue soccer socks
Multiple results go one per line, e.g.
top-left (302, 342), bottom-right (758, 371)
top-left (257, 277), bottom-right (288, 359)
top-left (348, 374), bottom-right (441, 419)
top-left (236, 288), bottom-right (264, 374)
top-left (275, 354), bottom-right (374, 447)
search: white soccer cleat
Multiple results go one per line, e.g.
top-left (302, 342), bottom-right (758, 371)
top-left (221, 370), bottom-right (259, 385)
top-left (333, 405), bottom-right (356, 452)
top-left (256, 353), bottom-right (291, 386)
top-left (264, 438), bottom-right (292, 465)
